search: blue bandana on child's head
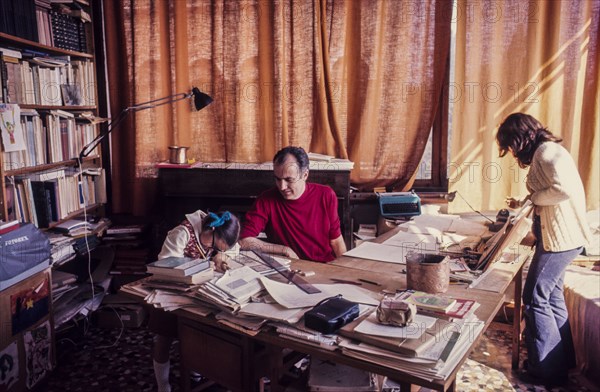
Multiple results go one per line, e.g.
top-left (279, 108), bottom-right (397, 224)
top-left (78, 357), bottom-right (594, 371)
top-left (208, 211), bottom-right (231, 228)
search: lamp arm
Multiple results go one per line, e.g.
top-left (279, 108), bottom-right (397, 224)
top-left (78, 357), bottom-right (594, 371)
top-left (77, 92), bottom-right (194, 164)
top-left (127, 91), bottom-right (192, 111)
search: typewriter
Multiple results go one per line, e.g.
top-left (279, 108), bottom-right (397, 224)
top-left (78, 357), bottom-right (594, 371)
top-left (377, 190), bottom-right (422, 219)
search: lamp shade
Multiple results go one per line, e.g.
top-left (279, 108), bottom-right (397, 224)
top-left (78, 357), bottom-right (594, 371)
top-left (192, 87), bottom-right (213, 111)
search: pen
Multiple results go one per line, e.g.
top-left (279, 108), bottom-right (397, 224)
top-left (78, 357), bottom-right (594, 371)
top-left (357, 278), bottom-right (382, 286)
top-left (330, 278), bottom-right (362, 286)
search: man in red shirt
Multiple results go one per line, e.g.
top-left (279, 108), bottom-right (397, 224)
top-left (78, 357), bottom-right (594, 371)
top-left (239, 146), bottom-right (347, 262)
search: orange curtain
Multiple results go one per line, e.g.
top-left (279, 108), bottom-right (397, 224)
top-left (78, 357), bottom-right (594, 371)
top-left (103, 0), bottom-right (451, 215)
top-left (449, 0), bottom-right (600, 213)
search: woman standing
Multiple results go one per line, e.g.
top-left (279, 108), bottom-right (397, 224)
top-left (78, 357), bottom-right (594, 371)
top-left (496, 113), bottom-right (591, 387)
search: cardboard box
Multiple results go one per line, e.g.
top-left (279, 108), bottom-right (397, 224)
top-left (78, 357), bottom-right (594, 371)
top-left (93, 304), bottom-right (147, 328)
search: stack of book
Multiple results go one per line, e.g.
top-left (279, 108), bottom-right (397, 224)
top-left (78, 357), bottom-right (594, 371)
top-left (53, 218), bottom-right (109, 237)
top-left (45, 231), bottom-right (76, 266)
top-left (51, 269), bottom-right (78, 301)
top-left (103, 223), bottom-right (147, 248)
top-left (109, 248), bottom-right (151, 276)
top-left (146, 257), bottom-right (213, 285)
top-left (0, 219), bottom-right (19, 234)
top-left (400, 290), bottom-right (457, 313)
top-left (396, 290), bottom-right (480, 321)
top-left (104, 222), bottom-right (151, 279)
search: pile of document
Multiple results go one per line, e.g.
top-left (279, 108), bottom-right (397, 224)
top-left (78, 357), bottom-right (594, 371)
top-left (227, 252), bottom-right (292, 276)
top-left (344, 213), bottom-right (489, 265)
top-left (195, 266), bottom-right (264, 312)
top-left (337, 310), bottom-right (485, 382)
top-left (125, 252), bottom-right (293, 318)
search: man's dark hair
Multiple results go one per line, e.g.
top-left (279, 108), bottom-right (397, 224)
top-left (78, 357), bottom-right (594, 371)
top-left (201, 211), bottom-right (240, 248)
top-left (273, 146), bottom-right (310, 171)
top-left (496, 113), bottom-right (562, 168)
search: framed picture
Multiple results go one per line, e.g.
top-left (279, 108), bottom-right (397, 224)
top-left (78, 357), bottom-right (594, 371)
top-left (61, 84), bottom-right (83, 106)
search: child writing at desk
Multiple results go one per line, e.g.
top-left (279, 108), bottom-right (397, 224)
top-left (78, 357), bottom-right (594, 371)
top-left (150, 209), bottom-right (240, 392)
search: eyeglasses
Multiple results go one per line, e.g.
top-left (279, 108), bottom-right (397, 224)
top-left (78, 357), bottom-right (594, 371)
top-left (205, 231), bottom-right (226, 258)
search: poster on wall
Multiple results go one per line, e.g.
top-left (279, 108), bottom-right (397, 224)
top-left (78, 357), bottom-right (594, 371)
top-left (10, 278), bottom-right (50, 336)
top-left (24, 320), bottom-right (52, 389)
top-left (0, 104), bottom-right (26, 153)
top-left (0, 341), bottom-right (19, 390)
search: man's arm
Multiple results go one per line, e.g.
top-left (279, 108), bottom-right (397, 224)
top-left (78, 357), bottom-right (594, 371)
top-left (329, 235), bottom-right (347, 258)
top-left (239, 237), bottom-right (299, 259)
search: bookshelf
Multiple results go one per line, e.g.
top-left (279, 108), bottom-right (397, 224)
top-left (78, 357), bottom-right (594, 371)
top-left (0, 0), bottom-right (107, 228)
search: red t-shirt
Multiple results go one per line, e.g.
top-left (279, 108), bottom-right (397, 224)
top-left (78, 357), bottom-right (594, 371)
top-left (240, 183), bottom-right (341, 262)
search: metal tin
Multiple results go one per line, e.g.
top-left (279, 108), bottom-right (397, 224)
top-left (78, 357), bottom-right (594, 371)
top-left (168, 146), bottom-right (189, 164)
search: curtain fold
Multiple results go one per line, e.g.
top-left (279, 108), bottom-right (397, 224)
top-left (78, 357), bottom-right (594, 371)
top-left (102, 0), bottom-right (448, 215)
top-left (449, 0), bottom-right (600, 213)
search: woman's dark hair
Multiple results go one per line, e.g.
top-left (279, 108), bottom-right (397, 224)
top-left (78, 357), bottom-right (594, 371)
top-left (201, 211), bottom-right (240, 248)
top-left (273, 146), bottom-right (310, 171)
top-left (496, 113), bottom-right (562, 167)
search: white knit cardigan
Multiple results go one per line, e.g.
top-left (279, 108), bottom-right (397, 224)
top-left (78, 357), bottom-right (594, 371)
top-left (526, 142), bottom-right (592, 252)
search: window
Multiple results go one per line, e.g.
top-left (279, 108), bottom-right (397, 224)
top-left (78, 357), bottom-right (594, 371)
top-left (414, 3), bottom-right (456, 191)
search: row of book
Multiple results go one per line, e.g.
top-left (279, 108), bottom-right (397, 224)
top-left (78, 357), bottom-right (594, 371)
top-left (105, 223), bottom-right (152, 276)
top-left (50, 7), bottom-right (90, 53)
top-left (2, 106), bottom-right (99, 171)
top-left (1, 47), bottom-right (96, 106)
top-left (5, 167), bottom-right (107, 227)
top-left (0, 0), bottom-right (91, 54)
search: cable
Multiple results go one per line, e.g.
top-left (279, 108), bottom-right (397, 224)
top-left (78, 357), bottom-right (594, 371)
top-left (454, 191), bottom-right (495, 223)
top-left (93, 306), bottom-right (125, 349)
top-left (77, 164), bottom-right (95, 311)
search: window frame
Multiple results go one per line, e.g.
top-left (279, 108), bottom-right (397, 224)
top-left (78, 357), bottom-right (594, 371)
top-left (413, 53), bottom-right (450, 192)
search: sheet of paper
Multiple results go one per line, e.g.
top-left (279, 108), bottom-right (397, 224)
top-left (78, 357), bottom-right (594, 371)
top-left (354, 312), bottom-right (437, 339)
top-left (238, 302), bottom-right (307, 323)
top-left (260, 278), bottom-right (380, 309)
top-left (401, 221), bottom-right (444, 237)
top-left (411, 215), bottom-right (458, 232)
top-left (343, 241), bottom-right (410, 264)
top-left (447, 218), bottom-right (488, 236)
top-left (381, 231), bottom-right (433, 248)
top-left (214, 266), bottom-right (263, 303)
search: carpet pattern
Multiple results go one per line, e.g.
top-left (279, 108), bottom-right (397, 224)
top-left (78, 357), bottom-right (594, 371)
top-left (42, 321), bottom-right (597, 392)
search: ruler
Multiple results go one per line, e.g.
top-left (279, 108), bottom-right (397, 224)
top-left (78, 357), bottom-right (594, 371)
top-left (252, 251), bottom-right (321, 294)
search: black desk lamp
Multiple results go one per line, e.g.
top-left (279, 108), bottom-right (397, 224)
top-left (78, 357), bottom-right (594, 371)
top-left (77, 87), bottom-right (213, 164)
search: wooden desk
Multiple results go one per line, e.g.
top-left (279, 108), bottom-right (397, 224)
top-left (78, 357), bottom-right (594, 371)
top-left (157, 165), bottom-right (352, 247)
top-left (331, 226), bottom-right (528, 370)
top-left (124, 254), bottom-right (527, 392)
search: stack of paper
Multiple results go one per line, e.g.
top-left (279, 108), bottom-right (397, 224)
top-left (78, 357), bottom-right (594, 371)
top-left (308, 359), bottom-right (378, 391)
top-left (338, 310), bottom-right (447, 357)
top-left (121, 278), bottom-right (217, 315)
top-left (228, 251), bottom-right (291, 276)
top-left (273, 322), bottom-right (340, 351)
top-left (195, 266), bottom-right (264, 312)
top-left (338, 314), bottom-right (485, 382)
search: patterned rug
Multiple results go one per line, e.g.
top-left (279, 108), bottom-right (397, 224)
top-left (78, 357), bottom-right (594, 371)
top-left (42, 320), bottom-right (597, 392)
